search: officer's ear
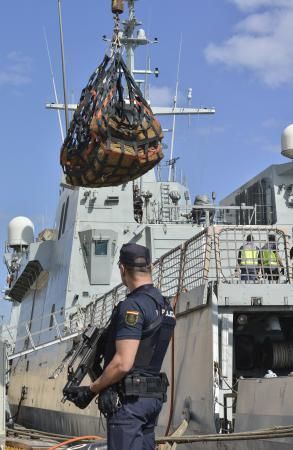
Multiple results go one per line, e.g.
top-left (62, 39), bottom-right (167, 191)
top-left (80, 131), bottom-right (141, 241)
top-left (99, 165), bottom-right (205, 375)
top-left (119, 263), bottom-right (126, 276)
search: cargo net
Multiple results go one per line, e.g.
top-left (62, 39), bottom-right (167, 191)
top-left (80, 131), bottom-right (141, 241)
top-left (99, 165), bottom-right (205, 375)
top-left (60, 54), bottom-right (164, 187)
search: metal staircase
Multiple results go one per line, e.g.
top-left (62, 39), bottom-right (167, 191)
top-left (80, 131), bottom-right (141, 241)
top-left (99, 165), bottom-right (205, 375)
top-left (160, 183), bottom-right (171, 222)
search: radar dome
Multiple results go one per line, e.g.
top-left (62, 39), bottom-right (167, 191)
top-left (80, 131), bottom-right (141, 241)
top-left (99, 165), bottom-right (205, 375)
top-left (8, 216), bottom-right (35, 248)
top-left (281, 124), bottom-right (293, 159)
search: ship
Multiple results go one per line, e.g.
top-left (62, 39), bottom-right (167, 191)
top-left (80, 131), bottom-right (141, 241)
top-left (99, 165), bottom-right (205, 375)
top-left (1, 1), bottom-right (293, 449)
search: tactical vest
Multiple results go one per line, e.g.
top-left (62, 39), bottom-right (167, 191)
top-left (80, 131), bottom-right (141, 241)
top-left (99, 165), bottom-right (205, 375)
top-left (103, 290), bottom-right (175, 375)
top-left (132, 293), bottom-right (176, 374)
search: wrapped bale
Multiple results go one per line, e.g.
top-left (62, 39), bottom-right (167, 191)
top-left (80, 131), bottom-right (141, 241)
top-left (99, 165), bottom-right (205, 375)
top-left (60, 54), bottom-right (164, 188)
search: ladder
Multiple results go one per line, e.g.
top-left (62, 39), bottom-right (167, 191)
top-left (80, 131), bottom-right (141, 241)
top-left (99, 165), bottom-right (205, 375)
top-left (160, 183), bottom-right (171, 222)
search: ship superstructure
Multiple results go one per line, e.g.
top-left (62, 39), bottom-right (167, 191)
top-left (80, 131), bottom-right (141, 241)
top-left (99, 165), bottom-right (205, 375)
top-left (1, 1), bottom-right (293, 449)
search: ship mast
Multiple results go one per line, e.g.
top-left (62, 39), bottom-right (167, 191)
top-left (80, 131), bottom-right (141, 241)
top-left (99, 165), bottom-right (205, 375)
top-left (120, 0), bottom-right (157, 83)
top-left (57, 0), bottom-right (69, 132)
top-left (124, 0), bottom-right (137, 75)
top-left (46, 1), bottom-right (215, 118)
top-left (168, 35), bottom-right (182, 182)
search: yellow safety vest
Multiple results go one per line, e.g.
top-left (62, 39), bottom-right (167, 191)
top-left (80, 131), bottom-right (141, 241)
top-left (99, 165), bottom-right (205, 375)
top-left (261, 249), bottom-right (278, 266)
top-left (240, 248), bottom-right (258, 266)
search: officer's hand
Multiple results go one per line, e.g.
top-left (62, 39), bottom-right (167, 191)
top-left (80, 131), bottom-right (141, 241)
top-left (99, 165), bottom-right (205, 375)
top-left (64, 386), bottom-right (96, 409)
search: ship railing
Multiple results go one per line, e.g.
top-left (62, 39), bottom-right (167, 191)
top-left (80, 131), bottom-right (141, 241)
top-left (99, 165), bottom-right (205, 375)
top-left (85, 226), bottom-right (291, 329)
top-left (213, 225), bottom-right (291, 284)
top-left (2, 227), bottom-right (213, 356)
top-left (0, 303), bottom-right (91, 357)
top-left (3, 225), bottom-right (292, 357)
top-left (85, 227), bottom-right (213, 328)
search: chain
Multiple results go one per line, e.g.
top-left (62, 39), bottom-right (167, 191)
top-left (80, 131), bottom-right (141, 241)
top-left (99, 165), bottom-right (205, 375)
top-left (112, 12), bottom-right (122, 52)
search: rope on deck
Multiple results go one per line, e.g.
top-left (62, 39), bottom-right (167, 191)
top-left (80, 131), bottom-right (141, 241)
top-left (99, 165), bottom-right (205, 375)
top-left (156, 424), bottom-right (293, 445)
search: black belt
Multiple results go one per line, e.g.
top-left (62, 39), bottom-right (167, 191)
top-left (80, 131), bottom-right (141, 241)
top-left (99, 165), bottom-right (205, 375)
top-left (120, 372), bottom-right (169, 401)
top-left (98, 373), bottom-right (169, 417)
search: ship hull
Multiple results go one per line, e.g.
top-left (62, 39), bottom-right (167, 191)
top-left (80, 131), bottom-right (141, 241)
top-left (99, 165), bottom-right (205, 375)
top-left (10, 404), bottom-right (105, 438)
top-left (9, 284), bottom-right (293, 450)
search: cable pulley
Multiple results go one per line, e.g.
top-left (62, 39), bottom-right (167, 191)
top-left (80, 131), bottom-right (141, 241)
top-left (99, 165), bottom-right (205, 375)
top-left (112, 0), bottom-right (124, 14)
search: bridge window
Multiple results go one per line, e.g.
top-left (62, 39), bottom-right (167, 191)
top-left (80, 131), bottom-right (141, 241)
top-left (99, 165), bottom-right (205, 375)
top-left (94, 240), bottom-right (108, 256)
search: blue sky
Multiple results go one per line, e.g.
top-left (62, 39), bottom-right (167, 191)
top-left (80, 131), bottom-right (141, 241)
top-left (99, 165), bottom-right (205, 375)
top-left (0, 0), bottom-right (292, 321)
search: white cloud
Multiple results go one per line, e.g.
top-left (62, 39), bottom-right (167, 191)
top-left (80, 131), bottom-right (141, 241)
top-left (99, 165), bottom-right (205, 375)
top-left (149, 85), bottom-right (174, 106)
top-left (228, 0), bottom-right (293, 12)
top-left (0, 52), bottom-right (32, 87)
top-left (234, 11), bottom-right (276, 34)
top-left (205, 1), bottom-right (293, 87)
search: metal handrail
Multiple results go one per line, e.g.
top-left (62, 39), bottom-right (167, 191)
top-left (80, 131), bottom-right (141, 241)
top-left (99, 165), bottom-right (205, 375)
top-left (214, 225), bottom-right (291, 284)
top-left (3, 225), bottom-right (292, 357)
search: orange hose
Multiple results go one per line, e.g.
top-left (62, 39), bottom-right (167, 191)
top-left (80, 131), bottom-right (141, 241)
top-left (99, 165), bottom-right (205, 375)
top-left (49, 435), bottom-right (104, 450)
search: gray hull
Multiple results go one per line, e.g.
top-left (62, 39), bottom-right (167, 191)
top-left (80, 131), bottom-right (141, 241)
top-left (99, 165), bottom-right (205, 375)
top-left (12, 406), bottom-right (293, 450)
top-left (9, 278), bottom-right (293, 450)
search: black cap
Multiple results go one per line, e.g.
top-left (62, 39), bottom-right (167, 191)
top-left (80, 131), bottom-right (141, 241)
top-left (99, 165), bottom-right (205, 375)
top-left (119, 243), bottom-right (151, 267)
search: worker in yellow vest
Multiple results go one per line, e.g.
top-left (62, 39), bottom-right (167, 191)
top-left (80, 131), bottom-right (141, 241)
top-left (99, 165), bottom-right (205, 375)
top-left (237, 234), bottom-right (259, 281)
top-left (259, 234), bottom-right (283, 282)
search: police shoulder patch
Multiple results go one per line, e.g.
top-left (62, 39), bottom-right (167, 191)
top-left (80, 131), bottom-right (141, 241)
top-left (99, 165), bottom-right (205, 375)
top-left (125, 310), bottom-right (139, 326)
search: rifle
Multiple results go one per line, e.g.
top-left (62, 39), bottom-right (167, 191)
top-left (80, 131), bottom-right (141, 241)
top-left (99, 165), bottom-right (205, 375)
top-left (62, 325), bottom-right (106, 404)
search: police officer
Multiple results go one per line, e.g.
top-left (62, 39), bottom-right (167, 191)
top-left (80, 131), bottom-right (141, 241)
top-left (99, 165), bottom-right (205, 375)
top-left (68, 243), bottom-right (176, 450)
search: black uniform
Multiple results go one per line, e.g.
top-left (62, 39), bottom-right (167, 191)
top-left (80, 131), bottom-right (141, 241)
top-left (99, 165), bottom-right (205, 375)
top-left (103, 283), bottom-right (175, 450)
top-left (63, 243), bottom-right (175, 449)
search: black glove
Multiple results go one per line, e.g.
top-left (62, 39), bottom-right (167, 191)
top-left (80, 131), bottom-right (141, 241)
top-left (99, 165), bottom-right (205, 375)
top-left (98, 387), bottom-right (121, 417)
top-left (64, 386), bottom-right (96, 409)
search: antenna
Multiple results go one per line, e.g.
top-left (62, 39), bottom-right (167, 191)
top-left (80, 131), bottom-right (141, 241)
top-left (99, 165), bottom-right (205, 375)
top-left (57, 0), bottom-right (69, 132)
top-left (168, 34), bottom-right (183, 182)
top-left (43, 28), bottom-right (64, 142)
top-left (166, 157), bottom-right (180, 182)
top-left (144, 55), bottom-right (151, 102)
top-left (187, 87), bottom-right (192, 127)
